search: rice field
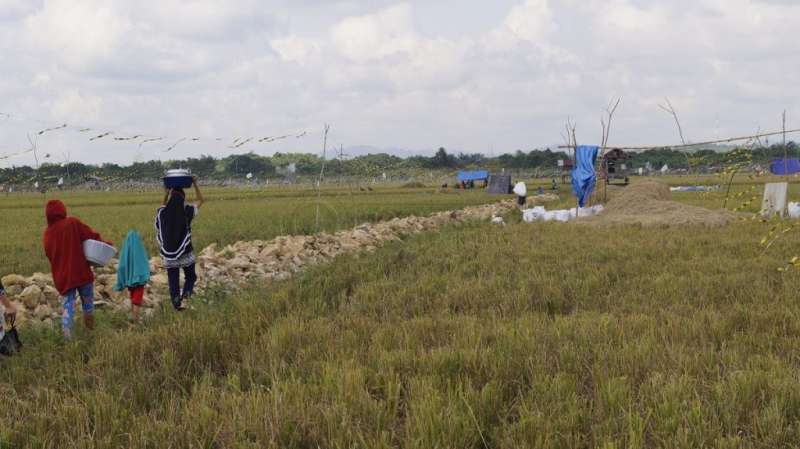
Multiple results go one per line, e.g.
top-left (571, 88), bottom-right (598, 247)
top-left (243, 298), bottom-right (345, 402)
top-left (0, 184), bottom-right (500, 276)
top-left (2, 175), bottom-right (800, 447)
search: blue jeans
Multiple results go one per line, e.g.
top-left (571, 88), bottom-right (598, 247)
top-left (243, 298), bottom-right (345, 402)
top-left (61, 283), bottom-right (94, 338)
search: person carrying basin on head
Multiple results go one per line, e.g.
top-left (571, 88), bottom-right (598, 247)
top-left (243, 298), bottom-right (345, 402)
top-left (43, 200), bottom-right (111, 339)
top-left (155, 176), bottom-right (204, 311)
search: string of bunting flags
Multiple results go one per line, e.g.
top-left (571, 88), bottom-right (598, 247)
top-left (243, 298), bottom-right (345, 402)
top-left (0, 110), bottom-right (310, 160)
top-left (0, 148), bottom-right (34, 161)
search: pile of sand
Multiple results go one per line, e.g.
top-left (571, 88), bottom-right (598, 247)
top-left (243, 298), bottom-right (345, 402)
top-left (585, 181), bottom-right (739, 227)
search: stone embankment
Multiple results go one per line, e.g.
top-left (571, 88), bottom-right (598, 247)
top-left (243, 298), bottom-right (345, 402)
top-left (1, 200), bottom-right (516, 326)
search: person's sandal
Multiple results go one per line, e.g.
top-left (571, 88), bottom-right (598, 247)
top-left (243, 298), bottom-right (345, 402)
top-left (179, 294), bottom-right (190, 310)
top-left (173, 298), bottom-right (187, 311)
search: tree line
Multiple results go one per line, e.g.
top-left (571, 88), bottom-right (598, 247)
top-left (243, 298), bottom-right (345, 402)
top-left (1, 142), bottom-right (797, 185)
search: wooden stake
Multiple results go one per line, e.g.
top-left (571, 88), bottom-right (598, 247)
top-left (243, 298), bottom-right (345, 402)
top-left (315, 124), bottom-right (330, 233)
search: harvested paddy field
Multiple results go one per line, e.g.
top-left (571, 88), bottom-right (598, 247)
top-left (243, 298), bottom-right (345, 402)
top-left (2, 179), bottom-right (800, 448)
top-left (3, 204), bottom-right (800, 448)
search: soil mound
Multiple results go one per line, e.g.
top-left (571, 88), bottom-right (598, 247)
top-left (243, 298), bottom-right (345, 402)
top-left (586, 181), bottom-right (739, 227)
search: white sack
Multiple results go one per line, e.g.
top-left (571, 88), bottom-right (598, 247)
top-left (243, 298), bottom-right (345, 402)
top-left (513, 182), bottom-right (527, 197)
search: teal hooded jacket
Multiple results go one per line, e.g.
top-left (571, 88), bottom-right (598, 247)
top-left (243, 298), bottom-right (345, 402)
top-left (113, 230), bottom-right (151, 291)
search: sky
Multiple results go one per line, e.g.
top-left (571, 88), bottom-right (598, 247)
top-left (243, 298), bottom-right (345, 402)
top-left (0, 0), bottom-right (798, 166)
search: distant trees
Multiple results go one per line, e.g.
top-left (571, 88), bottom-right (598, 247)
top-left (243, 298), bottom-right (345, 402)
top-left (629, 148), bottom-right (689, 169)
top-left (272, 152), bottom-right (322, 175)
top-left (457, 152), bottom-right (484, 165)
top-left (497, 149), bottom-right (565, 169)
top-left (221, 153), bottom-right (275, 177)
top-left (1, 141), bottom-right (795, 185)
top-left (624, 142), bottom-right (800, 170)
top-left (431, 147), bottom-right (456, 168)
top-left (182, 155), bottom-right (217, 178)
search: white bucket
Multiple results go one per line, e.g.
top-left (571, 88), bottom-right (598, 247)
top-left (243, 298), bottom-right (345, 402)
top-left (513, 182), bottom-right (527, 197)
top-left (789, 202), bottom-right (800, 219)
top-left (83, 240), bottom-right (117, 267)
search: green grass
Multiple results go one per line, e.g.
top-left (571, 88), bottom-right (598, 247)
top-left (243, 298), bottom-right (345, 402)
top-left (0, 185), bottom-right (499, 275)
top-left (2, 175), bottom-right (785, 277)
top-left (3, 176), bottom-right (800, 447)
top-left (2, 205), bottom-right (800, 447)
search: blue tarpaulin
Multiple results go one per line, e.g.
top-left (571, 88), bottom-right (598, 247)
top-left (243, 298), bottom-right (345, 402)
top-left (571, 145), bottom-right (599, 207)
top-left (770, 159), bottom-right (800, 175)
top-left (457, 170), bottom-right (490, 182)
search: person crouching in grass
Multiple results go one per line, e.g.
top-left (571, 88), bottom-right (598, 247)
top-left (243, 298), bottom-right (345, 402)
top-left (43, 200), bottom-right (111, 339)
top-left (0, 280), bottom-right (18, 340)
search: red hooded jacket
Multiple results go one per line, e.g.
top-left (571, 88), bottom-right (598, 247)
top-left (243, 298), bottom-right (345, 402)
top-left (43, 200), bottom-right (109, 295)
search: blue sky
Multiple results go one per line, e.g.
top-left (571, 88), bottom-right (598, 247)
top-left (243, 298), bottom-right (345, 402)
top-left (0, 0), bottom-right (797, 165)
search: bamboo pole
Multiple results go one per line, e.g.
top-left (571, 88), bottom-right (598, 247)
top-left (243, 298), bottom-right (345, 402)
top-left (558, 127), bottom-right (800, 151)
top-left (783, 111), bottom-right (788, 176)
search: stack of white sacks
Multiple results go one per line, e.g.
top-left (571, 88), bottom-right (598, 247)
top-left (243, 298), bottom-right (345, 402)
top-left (522, 205), bottom-right (605, 223)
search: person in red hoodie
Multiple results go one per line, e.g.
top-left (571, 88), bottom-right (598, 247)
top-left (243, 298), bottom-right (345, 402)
top-left (43, 200), bottom-right (110, 339)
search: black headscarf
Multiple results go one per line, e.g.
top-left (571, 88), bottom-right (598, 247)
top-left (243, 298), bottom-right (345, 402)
top-left (155, 189), bottom-right (193, 261)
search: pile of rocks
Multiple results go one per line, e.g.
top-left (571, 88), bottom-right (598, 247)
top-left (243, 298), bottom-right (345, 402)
top-left (197, 200), bottom-right (513, 283)
top-left (0, 263), bottom-right (170, 326)
top-left (2, 200), bottom-right (515, 325)
top-left (0, 273), bottom-right (62, 326)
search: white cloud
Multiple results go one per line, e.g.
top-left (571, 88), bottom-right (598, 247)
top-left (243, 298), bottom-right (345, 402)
top-left (0, 0), bottom-right (799, 166)
top-left (503, 0), bottom-right (556, 42)
top-left (0, 0), bottom-right (37, 21)
top-left (50, 89), bottom-right (104, 124)
top-left (271, 35), bottom-right (320, 64)
top-left (24, 0), bottom-right (128, 67)
top-left (331, 4), bottom-right (417, 62)
top-left (384, 37), bottom-right (470, 89)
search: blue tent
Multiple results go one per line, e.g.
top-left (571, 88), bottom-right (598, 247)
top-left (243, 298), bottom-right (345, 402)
top-left (770, 159), bottom-right (800, 175)
top-left (457, 170), bottom-right (490, 182)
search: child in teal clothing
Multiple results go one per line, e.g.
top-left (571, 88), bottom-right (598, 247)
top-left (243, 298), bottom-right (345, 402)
top-left (114, 230), bottom-right (151, 322)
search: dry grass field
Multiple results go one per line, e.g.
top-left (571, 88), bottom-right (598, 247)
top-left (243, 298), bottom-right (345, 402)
top-left (2, 176), bottom-right (800, 448)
